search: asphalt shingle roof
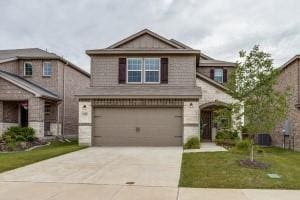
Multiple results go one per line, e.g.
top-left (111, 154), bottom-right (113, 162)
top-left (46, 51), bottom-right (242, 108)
top-left (0, 70), bottom-right (60, 100)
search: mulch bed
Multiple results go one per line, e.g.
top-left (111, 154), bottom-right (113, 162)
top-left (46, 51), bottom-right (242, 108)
top-left (238, 159), bottom-right (270, 169)
top-left (0, 140), bottom-right (47, 152)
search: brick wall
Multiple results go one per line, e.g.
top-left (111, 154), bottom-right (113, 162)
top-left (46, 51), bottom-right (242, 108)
top-left (3, 101), bottom-right (19, 123)
top-left (17, 60), bottom-right (60, 95)
top-left (272, 59), bottom-right (300, 150)
top-left (28, 97), bottom-right (44, 122)
top-left (0, 78), bottom-right (33, 100)
top-left (63, 64), bottom-right (90, 136)
top-left (0, 60), bottom-right (19, 74)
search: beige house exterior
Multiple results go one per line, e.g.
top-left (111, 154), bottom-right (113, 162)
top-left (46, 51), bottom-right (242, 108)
top-left (0, 48), bottom-right (90, 138)
top-left (272, 55), bottom-right (300, 151)
top-left (77, 29), bottom-right (236, 146)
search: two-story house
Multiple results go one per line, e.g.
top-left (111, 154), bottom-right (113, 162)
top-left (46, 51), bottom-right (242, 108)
top-left (77, 29), bottom-right (236, 146)
top-left (272, 55), bottom-right (300, 151)
top-left (0, 48), bottom-right (90, 138)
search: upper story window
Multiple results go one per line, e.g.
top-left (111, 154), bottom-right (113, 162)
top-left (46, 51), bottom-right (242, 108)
top-left (43, 62), bottom-right (53, 76)
top-left (24, 62), bottom-right (33, 76)
top-left (127, 58), bottom-right (142, 83)
top-left (214, 68), bottom-right (223, 83)
top-left (144, 58), bottom-right (160, 83)
top-left (127, 58), bottom-right (160, 83)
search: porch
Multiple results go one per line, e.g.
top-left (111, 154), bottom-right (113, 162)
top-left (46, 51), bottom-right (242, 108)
top-left (200, 102), bottom-right (229, 142)
top-left (0, 99), bottom-right (61, 138)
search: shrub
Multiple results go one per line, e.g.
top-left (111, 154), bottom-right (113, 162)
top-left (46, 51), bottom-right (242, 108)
top-left (15, 135), bottom-right (26, 142)
top-left (215, 138), bottom-right (236, 147)
top-left (236, 139), bottom-right (251, 151)
top-left (2, 126), bottom-right (36, 143)
top-left (216, 129), bottom-right (239, 140)
top-left (6, 142), bottom-right (16, 151)
top-left (184, 137), bottom-right (200, 149)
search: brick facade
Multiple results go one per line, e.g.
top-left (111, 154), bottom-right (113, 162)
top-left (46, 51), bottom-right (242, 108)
top-left (272, 59), bottom-right (300, 150)
top-left (0, 57), bottom-right (90, 137)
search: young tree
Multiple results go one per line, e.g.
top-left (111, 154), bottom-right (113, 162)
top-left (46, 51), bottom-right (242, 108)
top-left (221, 45), bottom-right (289, 162)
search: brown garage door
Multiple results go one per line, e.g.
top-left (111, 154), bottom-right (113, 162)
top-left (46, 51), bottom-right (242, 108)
top-left (93, 107), bottom-right (182, 146)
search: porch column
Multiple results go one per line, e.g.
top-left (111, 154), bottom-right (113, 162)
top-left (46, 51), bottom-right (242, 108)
top-left (78, 100), bottom-right (92, 146)
top-left (0, 101), bottom-right (3, 134)
top-left (28, 97), bottom-right (45, 138)
top-left (183, 101), bottom-right (200, 144)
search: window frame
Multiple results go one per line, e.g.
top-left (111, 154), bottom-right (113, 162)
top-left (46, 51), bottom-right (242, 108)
top-left (43, 62), bottom-right (53, 77)
top-left (214, 68), bottom-right (223, 83)
top-left (143, 58), bottom-right (160, 84)
top-left (23, 62), bottom-right (33, 76)
top-left (44, 103), bottom-right (51, 115)
top-left (126, 57), bottom-right (161, 84)
top-left (126, 58), bottom-right (143, 84)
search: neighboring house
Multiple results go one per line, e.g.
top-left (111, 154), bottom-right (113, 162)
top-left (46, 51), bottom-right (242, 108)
top-left (77, 29), bottom-right (236, 146)
top-left (272, 55), bottom-right (300, 151)
top-left (0, 48), bottom-right (90, 138)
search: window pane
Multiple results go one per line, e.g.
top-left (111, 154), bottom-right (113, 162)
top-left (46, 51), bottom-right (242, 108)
top-left (43, 63), bottom-right (52, 76)
top-left (145, 58), bottom-right (159, 70)
top-left (145, 71), bottom-right (159, 82)
top-left (24, 63), bottom-right (32, 76)
top-left (214, 69), bottom-right (223, 83)
top-left (128, 71), bottom-right (141, 82)
top-left (128, 58), bottom-right (142, 70)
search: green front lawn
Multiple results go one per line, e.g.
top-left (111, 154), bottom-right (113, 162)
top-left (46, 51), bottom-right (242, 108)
top-left (0, 141), bottom-right (86, 173)
top-left (179, 147), bottom-right (300, 189)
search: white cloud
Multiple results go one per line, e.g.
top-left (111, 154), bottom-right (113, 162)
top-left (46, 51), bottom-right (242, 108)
top-left (1, 0), bottom-right (299, 71)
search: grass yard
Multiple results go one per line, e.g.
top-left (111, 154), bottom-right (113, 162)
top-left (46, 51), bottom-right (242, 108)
top-left (179, 147), bottom-right (300, 189)
top-left (0, 141), bottom-right (86, 173)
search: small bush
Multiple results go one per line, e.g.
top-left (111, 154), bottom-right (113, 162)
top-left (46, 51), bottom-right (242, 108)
top-left (215, 138), bottom-right (236, 147)
top-left (3, 126), bottom-right (36, 143)
top-left (6, 142), bottom-right (16, 151)
top-left (236, 139), bottom-right (251, 151)
top-left (184, 137), bottom-right (200, 149)
top-left (216, 129), bottom-right (239, 140)
top-left (15, 135), bottom-right (26, 142)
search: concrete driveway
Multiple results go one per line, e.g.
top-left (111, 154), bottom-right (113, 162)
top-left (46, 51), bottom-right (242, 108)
top-left (0, 147), bottom-right (299, 200)
top-left (0, 147), bottom-right (182, 200)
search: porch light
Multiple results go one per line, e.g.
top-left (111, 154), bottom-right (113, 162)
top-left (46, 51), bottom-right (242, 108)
top-left (189, 103), bottom-right (193, 108)
top-left (82, 104), bottom-right (88, 115)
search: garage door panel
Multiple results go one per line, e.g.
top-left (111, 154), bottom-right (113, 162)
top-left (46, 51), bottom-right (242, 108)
top-left (93, 107), bottom-right (182, 146)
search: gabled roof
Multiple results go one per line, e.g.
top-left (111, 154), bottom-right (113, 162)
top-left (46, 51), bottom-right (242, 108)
top-left (0, 48), bottom-right (90, 77)
top-left (86, 29), bottom-right (201, 56)
top-left (107, 29), bottom-right (183, 49)
top-left (279, 55), bottom-right (300, 71)
top-left (0, 70), bottom-right (60, 100)
top-left (196, 72), bottom-right (228, 91)
top-left (169, 39), bottom-right (193, 49)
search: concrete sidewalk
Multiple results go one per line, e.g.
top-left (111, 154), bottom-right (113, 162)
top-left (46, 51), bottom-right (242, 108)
top-left (184, 142), bottom-right (227, 153)
top-left (0, 182), bottom-right (299, 200)
top-left (179, 188), bottom-right (300, 200)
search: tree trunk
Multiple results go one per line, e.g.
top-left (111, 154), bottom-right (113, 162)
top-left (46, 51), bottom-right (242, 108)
top-left (250, 136), bottom-right (254, 162)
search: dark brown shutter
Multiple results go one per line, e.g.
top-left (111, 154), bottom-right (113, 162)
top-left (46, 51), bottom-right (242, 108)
top-left (161, 58), bottom-right (168, 84)
top-left (118, 58), bottom-right (126, 84)
top-left (223, 68), bottom-right (228, 83)
top-left (210, 69), bottom-right (214, 80)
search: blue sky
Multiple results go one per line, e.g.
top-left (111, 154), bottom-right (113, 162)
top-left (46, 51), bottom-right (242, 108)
top-left (1, 0), bottom-right (299, 72)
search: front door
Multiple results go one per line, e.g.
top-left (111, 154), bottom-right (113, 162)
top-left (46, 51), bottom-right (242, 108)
top-left (201, 111), bottom-right (212, 140)
top-left (20, 103), bottom-right (28, 127)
